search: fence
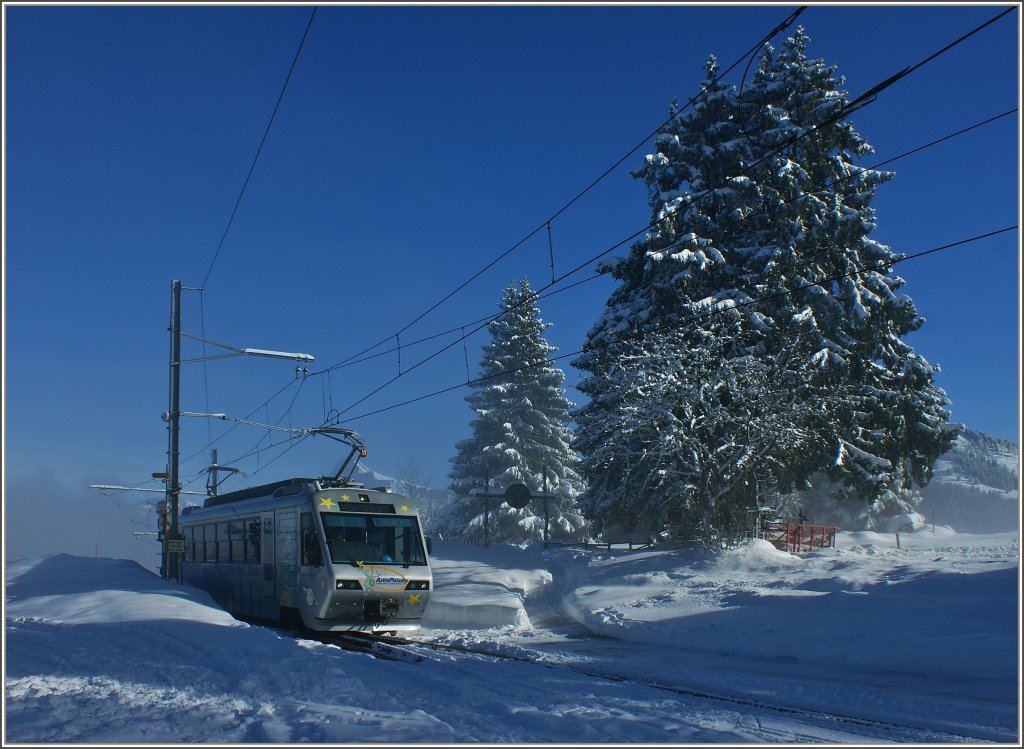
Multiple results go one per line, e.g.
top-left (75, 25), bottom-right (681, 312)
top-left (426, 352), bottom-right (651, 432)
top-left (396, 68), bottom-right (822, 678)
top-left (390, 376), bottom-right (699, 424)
top-left (763, 522), bottom-right (837, 553)
top-left (436, 536), bottom-right (654, 552)
top-left (552, 539), bottom-right (655, 551)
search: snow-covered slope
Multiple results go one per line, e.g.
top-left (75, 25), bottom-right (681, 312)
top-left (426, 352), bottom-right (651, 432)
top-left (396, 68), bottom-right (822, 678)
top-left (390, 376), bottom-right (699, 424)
top-left (919, 426), bottom-right (1019, 533)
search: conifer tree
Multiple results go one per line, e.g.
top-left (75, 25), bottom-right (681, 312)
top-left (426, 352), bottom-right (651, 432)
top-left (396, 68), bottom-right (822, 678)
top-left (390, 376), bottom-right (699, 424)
top-left (574, 29), bottom-right (958, 541)
top-left (446, 279), bottom-right (586, 544)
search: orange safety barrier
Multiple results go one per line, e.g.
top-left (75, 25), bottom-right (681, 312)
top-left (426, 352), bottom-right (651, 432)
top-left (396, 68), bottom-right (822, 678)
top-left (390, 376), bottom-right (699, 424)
top-left (763, 522), bottom-right (837, 553)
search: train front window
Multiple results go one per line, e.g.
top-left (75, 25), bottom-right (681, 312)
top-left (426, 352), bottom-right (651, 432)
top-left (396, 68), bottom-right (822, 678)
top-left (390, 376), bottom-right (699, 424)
top-left (322, 514), bottom-right (427, 567)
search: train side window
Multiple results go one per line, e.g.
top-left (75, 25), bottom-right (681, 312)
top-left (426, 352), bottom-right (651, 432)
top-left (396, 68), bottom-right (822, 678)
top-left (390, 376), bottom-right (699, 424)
top-left (229, 521), bottom-right (245, 562)
top-left (300, 512), bottom-right (323, 567)
top-left (205, 524), bottom-right (216, 563)
top-left (184, 526), bottom-right (194, 562)
top-left (217, 522), bottom-right (230, 562)
top-left (246, 520), bottom-right (261, 564)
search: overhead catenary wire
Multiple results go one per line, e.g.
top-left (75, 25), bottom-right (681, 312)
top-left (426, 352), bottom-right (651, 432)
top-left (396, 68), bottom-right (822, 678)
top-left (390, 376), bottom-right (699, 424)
top-left (314, 270), bottom-right (610, 374)
top-left (338, 226), bottom-right (1018, 424)
top-left (181, 219), bottom-right (1019, 489)
top-left (311, 8), bottom-right (1015, 422)
top-left (199, 290), bottom-right (214, 446)
top-left (245, 432), bottom-right (312, 480)
top-left (199, 6), bottom-right (318, 291)
top-left (233, 374), bottom-right (310, 460)
top-left (135, 7), bottom-right (1014, 492)
top-left (840, 5), bottom-right (1015, 117)
top-left (312, 5), bottom-right (1011, 380)
top-left (329, 106), bottom-right (1018, 375)
top-left (318, 7), bottom-right (809, 373)
top-left (162, 101), bottom-right (1015, 492)
top-left (309, 2), bottom-right (1013, 382)
top-left (173, 6), bottom-right (316, 490)
top-left (178, 376), bottom-right (302, 467)
top-left (323, 1), bottom-right (1016, 416)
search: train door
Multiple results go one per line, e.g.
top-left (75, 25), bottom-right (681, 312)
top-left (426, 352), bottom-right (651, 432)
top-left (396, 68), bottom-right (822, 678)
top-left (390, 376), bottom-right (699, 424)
top-left (250, 512), bottom-right (277, 621)
top-left (275, 509), bottom-right (300, 611)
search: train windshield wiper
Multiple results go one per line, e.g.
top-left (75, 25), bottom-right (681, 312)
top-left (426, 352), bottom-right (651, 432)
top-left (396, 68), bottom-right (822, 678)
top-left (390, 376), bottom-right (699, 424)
top-left (343, 549), bottom-right (367, 568)
top-left (329, 542), bottom-right (364, 568)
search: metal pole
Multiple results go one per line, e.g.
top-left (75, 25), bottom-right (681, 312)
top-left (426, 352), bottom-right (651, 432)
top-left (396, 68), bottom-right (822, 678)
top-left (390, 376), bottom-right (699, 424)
top-left (543, 466), bottom-right (550, 546)
top-left (208, 448), bottom-right (219, 497)
top-left (166, 279), bottom-right (182, 581)
top-left (483, 467), bottom-right (490, 548)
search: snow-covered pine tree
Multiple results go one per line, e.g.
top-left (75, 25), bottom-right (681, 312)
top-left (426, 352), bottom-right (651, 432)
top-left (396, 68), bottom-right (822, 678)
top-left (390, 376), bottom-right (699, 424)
top-left (574, 28), bottom-right (958, 542)
top-left (574, 54), bottom-right (791, 542)
top-left (446, 278), bottom-right (586, 544)
top-left (743, 30), bottom-right (960, 520)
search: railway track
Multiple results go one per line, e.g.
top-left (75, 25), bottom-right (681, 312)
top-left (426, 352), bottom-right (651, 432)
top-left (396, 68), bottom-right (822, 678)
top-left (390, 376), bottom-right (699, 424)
top-left (299, 631), bottom-right (427, 663)
top-left (331, 632), bottom-right (1009, 743)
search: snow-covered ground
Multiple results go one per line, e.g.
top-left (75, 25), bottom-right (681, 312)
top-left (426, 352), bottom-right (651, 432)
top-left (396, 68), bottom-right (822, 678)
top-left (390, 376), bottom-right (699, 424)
top-left (4, 528), bottom-right (1019, 743)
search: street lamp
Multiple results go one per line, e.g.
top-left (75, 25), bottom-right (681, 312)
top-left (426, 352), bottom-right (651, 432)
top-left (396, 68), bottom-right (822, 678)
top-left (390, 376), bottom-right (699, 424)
top-left (163, 279), bottom-right (314, 581)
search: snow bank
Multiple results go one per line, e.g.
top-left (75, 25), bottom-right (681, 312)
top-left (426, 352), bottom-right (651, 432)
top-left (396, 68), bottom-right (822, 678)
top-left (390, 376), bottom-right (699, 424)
top-left (554, 531), bottom-right (1019, 690)
top-left (6, 554), bottom-right (240, 626)
top-left (421, 541), bottom-right (552, 629)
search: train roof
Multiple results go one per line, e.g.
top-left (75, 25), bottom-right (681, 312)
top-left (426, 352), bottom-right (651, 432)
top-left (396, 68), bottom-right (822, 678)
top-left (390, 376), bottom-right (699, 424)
top-left (193, 477), bottom-right (406, 511)
top-left (202, 475), bottom-right (392, 508)
top-left (201, 478), bottom-right (316, 508)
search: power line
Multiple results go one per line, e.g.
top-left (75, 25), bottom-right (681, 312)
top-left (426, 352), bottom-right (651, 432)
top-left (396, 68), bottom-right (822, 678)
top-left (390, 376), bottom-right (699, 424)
top-left (246, 433), bottom-right (312, 480)
top-left (864, 109), bottom-right (1016, 171)
top-left (327, 97), bottom-right (1017, 418)
top-left (862, 6), bottom-right (1015, 102)
top-left (164, 101), bottom-right (1014, 492)
top-left (313, 5), bottom-right (1010, 380)
top-left (191, 223), bottom-right (1019, 483)
top-left (335, 107), bottom-right (1019, 375)
top-left (321, 7), bottom-right (809, 371)
top-left (315, 272), bottom-right (607, 374)
top-left (230, 373), bottom-right (310, 465)
top-left (185, 7), bottom-right (317, 478)
top-left (169, 102), bottom-right (1015, 491)
top-left (178, 376), bottom-right (301, 467)
top-left (339, 226), bottom-right (1017, 423)
top-left (199, 6), bottom-right (318, 290)
top-left (314, 9), bottom-right (1014, 420)
top-left (129, 9), bottom-right (1013, 491)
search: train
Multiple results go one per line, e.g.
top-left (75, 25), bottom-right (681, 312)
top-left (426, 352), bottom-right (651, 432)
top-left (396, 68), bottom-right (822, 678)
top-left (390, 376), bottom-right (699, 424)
top-left (178, 430), bottom-right (432, 633)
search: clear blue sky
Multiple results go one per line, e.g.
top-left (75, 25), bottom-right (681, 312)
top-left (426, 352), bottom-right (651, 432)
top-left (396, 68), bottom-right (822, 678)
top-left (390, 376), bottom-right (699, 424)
top-left (4, 4), bottom-right (1020, 538)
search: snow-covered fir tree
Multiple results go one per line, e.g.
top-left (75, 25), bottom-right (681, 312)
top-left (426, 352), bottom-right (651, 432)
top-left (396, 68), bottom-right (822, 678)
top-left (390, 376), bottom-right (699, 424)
top-left (573, 29), bottom-right (958, 543)
top-left (445, 278), bottom-right (587, 544)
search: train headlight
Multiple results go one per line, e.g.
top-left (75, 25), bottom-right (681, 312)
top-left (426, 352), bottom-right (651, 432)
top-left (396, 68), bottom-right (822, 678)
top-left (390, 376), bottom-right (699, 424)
top-left (405, 580), bottom-right (430, 591)
top-left (336, 579), bottom-right (362, 590)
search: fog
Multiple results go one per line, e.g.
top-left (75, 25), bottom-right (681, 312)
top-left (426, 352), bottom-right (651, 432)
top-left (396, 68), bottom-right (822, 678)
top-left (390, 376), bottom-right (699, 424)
top-left (4, 469), bottom-right (163, 573)
top-left (5, 460), bottom-right (1018, 577)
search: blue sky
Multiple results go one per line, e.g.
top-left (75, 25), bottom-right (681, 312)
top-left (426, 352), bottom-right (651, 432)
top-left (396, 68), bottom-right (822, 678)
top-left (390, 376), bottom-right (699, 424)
top-left (4, 4), bottom-right (1020, 523)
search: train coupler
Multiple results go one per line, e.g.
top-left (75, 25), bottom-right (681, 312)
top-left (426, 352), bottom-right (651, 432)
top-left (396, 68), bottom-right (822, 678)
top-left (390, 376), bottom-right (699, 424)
top-left (364, 599), bottom-right (400, 622)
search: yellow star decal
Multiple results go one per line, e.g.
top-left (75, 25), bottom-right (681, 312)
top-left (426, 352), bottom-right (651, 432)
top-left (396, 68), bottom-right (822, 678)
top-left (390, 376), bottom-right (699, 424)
top-left (341, 494), bottom-right (351, 502)
top-left (407, 593), bottom-right (422, 604)
top-left (319, 497), bottom-right (335, 510)
top-left (400, 504), bottom-right (409, 512)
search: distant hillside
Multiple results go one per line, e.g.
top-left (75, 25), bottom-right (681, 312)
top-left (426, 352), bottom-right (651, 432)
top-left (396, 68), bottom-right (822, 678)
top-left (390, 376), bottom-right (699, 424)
top-left (919, 426), bottom-right (1019, 533)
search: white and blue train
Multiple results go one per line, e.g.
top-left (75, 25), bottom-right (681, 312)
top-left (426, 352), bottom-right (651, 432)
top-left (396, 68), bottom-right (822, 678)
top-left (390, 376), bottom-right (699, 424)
top-left (179, 436), bottom-right (432, 633)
